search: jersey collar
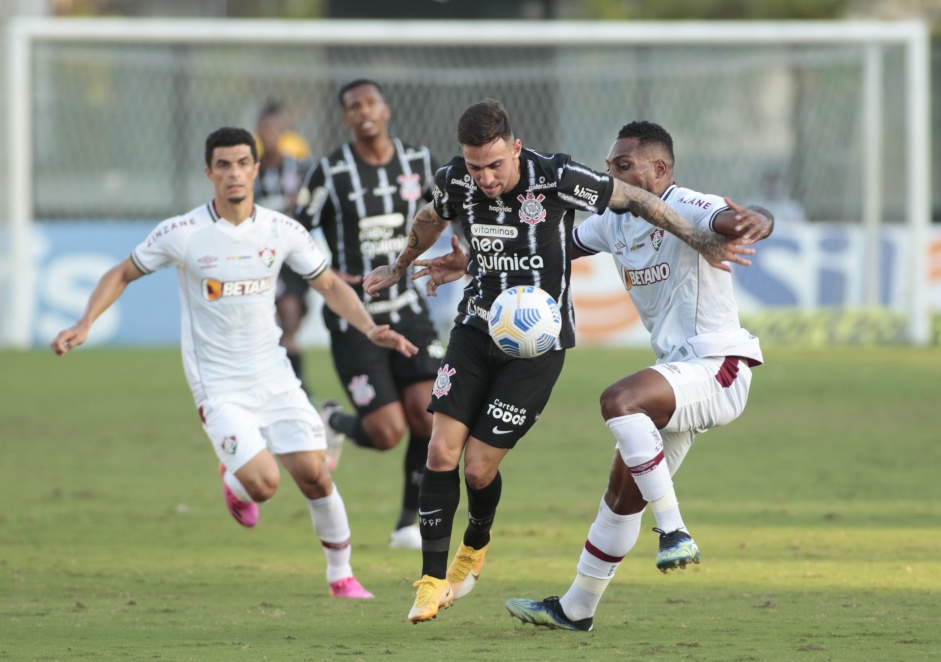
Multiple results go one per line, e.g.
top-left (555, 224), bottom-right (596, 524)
top-left (660, 183), bottom-right (679, 202)
top-left (208, 200), bottom-right (257, 226)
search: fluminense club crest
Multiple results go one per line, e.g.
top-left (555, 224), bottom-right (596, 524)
top-left (433, 364), bottom-right (457, 398)
top-left (650, 229), bottom-right (665, 252)
top-left (220, 434), bottom-right (238, 455)
top-left (258, 247), bottom-right (276, 268)
top-left (397, 173), bottom-right (422, 201)
top-left (348, 374), bottom-right (376, 407)
top-left (517, 191), bottom-right (547, 225)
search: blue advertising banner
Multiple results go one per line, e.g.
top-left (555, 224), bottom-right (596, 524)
top-left (32, 221), bottom-right (180, 347)
top-left (22, 220), bottom-right (941, 348)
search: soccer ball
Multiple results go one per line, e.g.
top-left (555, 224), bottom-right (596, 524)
top-left (487, 285), bottom-right (562, 359)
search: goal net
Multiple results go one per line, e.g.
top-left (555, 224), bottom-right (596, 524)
top-left (2, 19), bottom-right (933, 348)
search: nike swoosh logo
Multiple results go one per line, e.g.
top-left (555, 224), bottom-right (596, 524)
top-left (492, 427), bottom-right (513, 435)
top-left (462, 202), bottom-right (477, 209)
top-left (418, 508), bottom-right (443, 516)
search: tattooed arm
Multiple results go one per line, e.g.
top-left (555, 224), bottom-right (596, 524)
top-left (608, 179), bottom-right (755, 272)
top-left (363, 202), bottom-right (451, 296)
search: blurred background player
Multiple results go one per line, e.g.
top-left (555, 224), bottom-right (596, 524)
top-left (51, 127), bottom-right (419, 599)
top-left (503, 120), bottom-right (772, 631)
top-left (254, 100), bottom-right (315, 393)
top-left (295, 79), bottom-right (442, 550)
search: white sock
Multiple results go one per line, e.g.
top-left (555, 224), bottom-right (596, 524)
top-left (560, 501), bottom-right (643, 621)
top-left (650, 498), bottom-right (686, 534)
top-left (223, 470), bottom-right (255, 503)
top-left (608, 413), bottom-right (685, 532)
top-left (308, 487), bottom-right (353, 584)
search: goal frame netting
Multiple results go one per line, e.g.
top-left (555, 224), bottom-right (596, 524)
top-left (3, 18), bottom-right (932, 347)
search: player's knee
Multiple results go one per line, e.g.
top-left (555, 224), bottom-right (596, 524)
top-left (599, 383), bottom-right (646, 420)
top-left (366, 421), bottom-right (406, 450)
top-left (241, 471), bottom-right (280, 502)
top-left (425, 435), bottom-right (463, 472)
top-left (462, 462), bottom-right (497, 491)
top-left (293, 460), bottom-right (333, 499)
top-left (372, 431), bottom-right (403, 450)
top-left (604, 479), bottom-right (646, 515)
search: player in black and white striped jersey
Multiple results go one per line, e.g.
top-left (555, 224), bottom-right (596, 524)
top-left (363, 100), bottom-right (756, 624)
top-left (295, 80), bottom-right (443, 550)
top-left (434, 148), bottom-right (611, 351)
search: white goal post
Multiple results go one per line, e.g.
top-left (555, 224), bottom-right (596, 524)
top-left (3, 18), bottom-right (932, 347)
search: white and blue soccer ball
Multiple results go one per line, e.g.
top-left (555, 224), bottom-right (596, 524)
top-left (487, 285), bottom-right (562, 359)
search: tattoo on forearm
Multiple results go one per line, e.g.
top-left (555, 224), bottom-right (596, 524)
top-left (406, 227), bottom-right (420, 250)
top-left (413, 208), bottom-right (439, 233)
top-left (394, 207), bottom-right (444, 273)
top-left (618, 185), bottom-right (729, 263)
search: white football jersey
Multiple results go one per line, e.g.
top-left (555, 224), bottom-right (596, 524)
top-left (573, 183), bottom-right (763, 365)
top-left (131, 202), bottom-right (328, 401)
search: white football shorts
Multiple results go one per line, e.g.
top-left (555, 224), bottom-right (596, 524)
top-left (198, 383), bottom-right (326, 473)
top-left (650, 356), bottom-right (752, 475)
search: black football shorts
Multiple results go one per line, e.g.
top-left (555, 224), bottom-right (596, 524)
top-left (428, 323), bottom-right (565, 450)
top-left (330, 310), bottom-right (443, 416)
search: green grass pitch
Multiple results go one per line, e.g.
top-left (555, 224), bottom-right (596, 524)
top-left (2, 346), bottom-right (939, 661)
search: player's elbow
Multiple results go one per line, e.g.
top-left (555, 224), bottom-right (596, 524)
top-left (310, 269), bottom-right (342, 298)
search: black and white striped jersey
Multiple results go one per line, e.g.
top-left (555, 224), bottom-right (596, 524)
top-left (433, 147), bottom-right (614, 349)
top-left (295, 138), bottom-right (438, 330)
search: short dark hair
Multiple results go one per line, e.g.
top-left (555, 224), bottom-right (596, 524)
top-left (338, 79), bottom-right (383, 107)
top-left (617, 121), bottom-right (675, 164)
top-left (456, 99), bottom-right (513, 147)
top-left (204, 127), bottom-right (257, 167)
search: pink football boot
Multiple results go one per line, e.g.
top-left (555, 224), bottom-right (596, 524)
top-left (218, 463), bottom-right (259, 528)
top-left (329, 576), bottom-right (374, 599)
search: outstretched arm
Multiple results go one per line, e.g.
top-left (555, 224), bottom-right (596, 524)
top-left (713, 198), bottom-right (774, 242)
top-left (51, 258), bottom-right (143, 356)
top-left (310, 269), bottom-right (418, 357)
top-left (608, 179), bottom-right (754, 272)
top-left (411, 235), bottom-right (469, 297)
top-left (363, 202), bottom-right (449, 296)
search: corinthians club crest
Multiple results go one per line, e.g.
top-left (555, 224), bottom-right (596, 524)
top-left (517, 191), bottom-right (547, 225)
top-left (348, 374), bottom-right (376, 407)
top-left (397, 173), bottom-right (422, 201)
top-left (433, 364), bottom-right (457, 398)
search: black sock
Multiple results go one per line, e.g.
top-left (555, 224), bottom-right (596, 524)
top-left (464, 471), bottom-right (502, 550)
top-left (395, 433), bottom-right (429, 529)
top-left (419, 467), bottom-right (461, 579)
top-left (328, 411), bottom-right (373, 447)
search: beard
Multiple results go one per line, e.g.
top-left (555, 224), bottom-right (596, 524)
top-left (227, 195), bottom-right (247, 204)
